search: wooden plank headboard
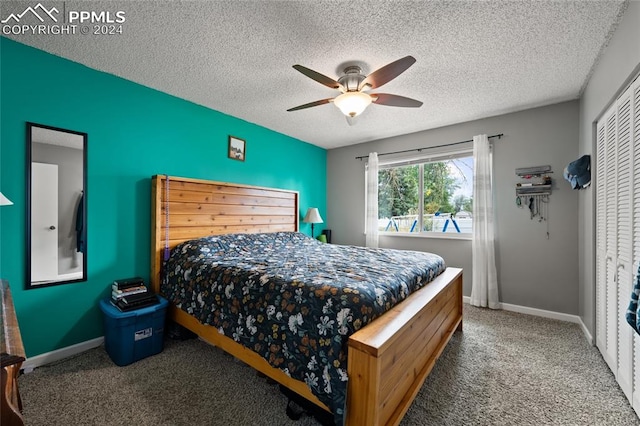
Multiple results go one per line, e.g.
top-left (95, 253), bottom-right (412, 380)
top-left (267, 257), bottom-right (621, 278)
top-left (150, 175), bottom-right (299, 293)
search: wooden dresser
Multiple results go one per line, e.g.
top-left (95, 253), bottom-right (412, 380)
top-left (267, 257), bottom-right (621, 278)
top-left (1, 280), bottom-right (25, 426)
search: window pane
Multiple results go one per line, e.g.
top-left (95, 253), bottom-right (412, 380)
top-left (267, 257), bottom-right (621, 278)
top-left (373, 155), bottom-right (473, 235)
top-left (378, 165), bottom-right (419, 232)
top-left (424, 157), bottom-right (473, 233)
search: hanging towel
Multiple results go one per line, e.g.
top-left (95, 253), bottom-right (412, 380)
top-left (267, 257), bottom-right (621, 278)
top-left (76, 194), bottom-right (85, 253)
top-left (626, 263), bottom-right (640, 335)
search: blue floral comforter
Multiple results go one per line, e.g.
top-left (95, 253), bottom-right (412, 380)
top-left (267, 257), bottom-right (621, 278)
top-left (161, 232), bottom-right (445, 424)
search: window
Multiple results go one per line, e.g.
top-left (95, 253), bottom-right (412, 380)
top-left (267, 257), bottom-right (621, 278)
top-left (371, 151), bottom-right (473, 236)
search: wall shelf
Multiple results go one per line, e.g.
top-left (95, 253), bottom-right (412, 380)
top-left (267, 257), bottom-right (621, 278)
top-left (515, 165), bottom-right (552, 196)
top-left (515, 165), bottom-right (552, 177)
top-left (516, 184), bottom-right (551, 196)
top-left (515, 166), bottom-right (552, 239)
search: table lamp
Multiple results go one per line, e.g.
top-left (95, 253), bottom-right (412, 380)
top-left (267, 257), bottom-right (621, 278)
top-left (303, 207), bottom-right (323, 238)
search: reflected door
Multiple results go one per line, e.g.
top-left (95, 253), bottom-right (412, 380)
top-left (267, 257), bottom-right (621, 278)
top-left (31, 162), bottom-right (58, 282)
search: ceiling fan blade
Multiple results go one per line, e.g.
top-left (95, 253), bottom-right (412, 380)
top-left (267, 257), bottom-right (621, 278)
top-left (292, 65), bottom-right (344, 91)
top-left (359, 56), bottom-right (416, 91)
top-left (372, 93), bottom-right (423, 108)
top-left (287, 98), bottom-right (333, 112)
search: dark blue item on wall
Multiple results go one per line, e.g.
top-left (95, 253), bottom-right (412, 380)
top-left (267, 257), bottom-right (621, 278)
top-left (563, 155), bottom-right (591, 189)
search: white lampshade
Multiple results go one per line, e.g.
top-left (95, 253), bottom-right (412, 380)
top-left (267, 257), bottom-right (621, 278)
top-left (333, 92), bottom-right (372, 117)
top-left (303, 207), bottom-right (323, 224)
top-left (0, 192), bottom-right (13, 206)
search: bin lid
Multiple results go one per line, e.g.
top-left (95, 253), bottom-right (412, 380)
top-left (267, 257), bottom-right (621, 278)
top-left (99, 296), bottom-right (168, 319)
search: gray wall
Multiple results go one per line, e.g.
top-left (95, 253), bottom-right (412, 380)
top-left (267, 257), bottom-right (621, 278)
top-left (327, 101), bottom-right (580, 314)
top-left (578, 2), bottom-right (640, 339)
top-left (33, 142), bottom-right (84, 276)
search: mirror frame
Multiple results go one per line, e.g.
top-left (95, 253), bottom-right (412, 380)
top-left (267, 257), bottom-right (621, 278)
top-left (26, 122), bottom-right (88, 290)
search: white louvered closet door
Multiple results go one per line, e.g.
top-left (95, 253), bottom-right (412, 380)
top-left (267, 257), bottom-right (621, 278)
top-left (596, 110), bottom-right (616, 371)
top-left (596, 115), bottom-right (607, 354)
top-left (617, 87), bottom-right (633, 400)
top-left (596, 73), bottom-right (640, 415)
top-left (632, 78), bottom-right (640, 412)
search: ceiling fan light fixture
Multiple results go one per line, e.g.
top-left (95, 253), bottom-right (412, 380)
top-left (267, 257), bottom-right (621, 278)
top-left (333, 91), bottom-right (372, 117)
top-left (288, 56), bottom-right (420, 119)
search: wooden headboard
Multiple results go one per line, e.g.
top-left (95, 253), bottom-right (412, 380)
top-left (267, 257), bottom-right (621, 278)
top-left (150, 175), bottom-right (299, 293)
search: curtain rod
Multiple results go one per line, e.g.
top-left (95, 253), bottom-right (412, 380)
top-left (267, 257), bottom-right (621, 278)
top-left (355, 133), bottom-right (504, 160)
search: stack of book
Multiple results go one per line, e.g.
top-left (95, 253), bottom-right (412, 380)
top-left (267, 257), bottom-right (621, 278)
top-left (111, 277), bottom-right (158, 312)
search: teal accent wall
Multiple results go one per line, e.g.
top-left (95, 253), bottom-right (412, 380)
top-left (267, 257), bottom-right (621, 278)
top-left (0, 37), bottom-right (327, 358)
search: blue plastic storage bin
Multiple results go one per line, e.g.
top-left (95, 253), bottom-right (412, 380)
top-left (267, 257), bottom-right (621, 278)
top-left (99, 296), bottom-right (168, 366)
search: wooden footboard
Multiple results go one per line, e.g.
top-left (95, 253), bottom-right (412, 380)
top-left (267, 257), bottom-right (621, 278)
top-left (347, 267), bottom-right (462, 425)
top-left (150, 175), bottom-right (463, 425)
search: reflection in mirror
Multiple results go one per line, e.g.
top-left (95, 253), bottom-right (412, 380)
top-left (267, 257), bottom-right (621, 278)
top-left (26, 122), bottom-right (87, 289)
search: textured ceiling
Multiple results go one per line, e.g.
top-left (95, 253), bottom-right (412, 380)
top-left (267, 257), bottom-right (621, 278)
top-left (2, 1), bottom-right (627, 149)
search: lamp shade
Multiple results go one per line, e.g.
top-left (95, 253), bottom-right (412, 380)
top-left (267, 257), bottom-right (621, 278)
top-left (0, 192), bottom-right (13, 206)
top-left (303, 207), bottom-right (323, 224)
top-left (333, 92), bottom-right (372, 117)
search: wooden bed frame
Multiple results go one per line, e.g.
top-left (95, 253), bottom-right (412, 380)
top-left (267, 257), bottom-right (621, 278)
top-left (150, 175), bottom-right (463, 426)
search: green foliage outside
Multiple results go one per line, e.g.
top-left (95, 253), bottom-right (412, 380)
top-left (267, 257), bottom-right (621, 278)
top-left (378, 160), bottom-right (472, 223)
top-left (453, 194), bottom-right (473, 213)
top-left (378, 165), bottom-right (419, 219)
top-left (423, 162), bottom-right (457, 214)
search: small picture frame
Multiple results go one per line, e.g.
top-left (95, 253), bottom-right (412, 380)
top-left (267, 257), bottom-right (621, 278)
top-left (228, 136), bottom-right (246, 162)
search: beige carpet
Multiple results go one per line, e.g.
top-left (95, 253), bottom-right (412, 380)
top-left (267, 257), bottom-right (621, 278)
top-left (19, 305), bottom-right (640, 425)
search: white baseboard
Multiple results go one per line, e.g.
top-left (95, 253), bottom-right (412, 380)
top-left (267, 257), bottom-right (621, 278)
top-left (578, 317), bottom-right (594, 346)
top-left (463, 296), bottom-right (590, 337)
top-left (22, 337), bottom-right (104, 373)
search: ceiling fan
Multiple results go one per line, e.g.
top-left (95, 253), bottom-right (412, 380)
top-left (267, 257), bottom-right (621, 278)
top-left (287, 55), bottom-right (423, 124)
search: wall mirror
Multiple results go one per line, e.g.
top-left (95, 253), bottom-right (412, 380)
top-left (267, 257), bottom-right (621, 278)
top-left (26, 122), bottom-right (87, 289)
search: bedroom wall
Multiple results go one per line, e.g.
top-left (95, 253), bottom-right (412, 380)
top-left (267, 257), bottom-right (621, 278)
top-left (0, 38), bottom-right (327, 358)
top-left (578, 1), bottom-right (640, 339)
top-left (327, 101), bottom-right (579, 315)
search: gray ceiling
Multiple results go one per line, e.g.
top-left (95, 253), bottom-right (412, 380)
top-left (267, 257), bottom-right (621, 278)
top-left (2, 1), bottom-right (627, 149)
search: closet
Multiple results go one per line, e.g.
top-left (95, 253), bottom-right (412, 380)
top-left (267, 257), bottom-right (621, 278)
top-left (595, 72), bottom-right (640, 413)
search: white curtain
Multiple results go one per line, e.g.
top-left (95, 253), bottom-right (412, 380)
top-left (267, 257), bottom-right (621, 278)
top-left (366, 152), bottom-right (379, 248)
top-left (470, 135), bottom-right (500, 309)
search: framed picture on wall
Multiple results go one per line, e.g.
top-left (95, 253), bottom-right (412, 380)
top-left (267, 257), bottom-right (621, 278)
top-left (228, 136), bottom-right (246, 162)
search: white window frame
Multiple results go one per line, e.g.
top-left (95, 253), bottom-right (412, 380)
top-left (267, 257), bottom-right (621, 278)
top-left (366, 148), bottom-right (473, 240)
